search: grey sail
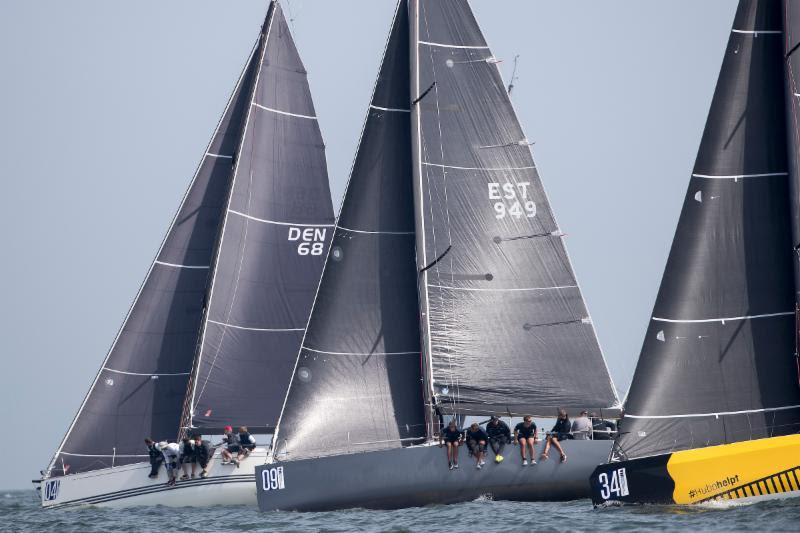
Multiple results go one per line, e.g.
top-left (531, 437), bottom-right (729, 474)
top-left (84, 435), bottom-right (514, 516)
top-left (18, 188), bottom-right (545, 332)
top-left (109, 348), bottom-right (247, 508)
top-left (47, 36), bottom-right (261, 475)
top-left (189, 2), bottom-right (334, 433)
top-left (272, 1), bottom-right (427, 461)
top-left (409, 0), bottom-right (619, 417)
top-left (617, 0), bottom-right (800, 461)
top-left (786, 2), bottom-right (800, 321)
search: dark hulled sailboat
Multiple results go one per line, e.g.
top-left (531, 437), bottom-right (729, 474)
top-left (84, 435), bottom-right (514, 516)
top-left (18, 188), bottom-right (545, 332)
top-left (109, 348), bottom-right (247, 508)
top-left (40, 1), bottom-right (334, 508)
top-left (590, 0), bottom-right (800, 506)
top-left (256, 0), bottom-right (619, 512)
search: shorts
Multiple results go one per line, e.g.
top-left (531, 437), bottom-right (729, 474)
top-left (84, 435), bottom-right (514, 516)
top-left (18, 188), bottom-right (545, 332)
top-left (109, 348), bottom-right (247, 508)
top-left (241, 444), bottom-right (256, 451)
top-left (181, 455), bottom-right (196, 464)
top-left (517, 435), bottom-right (535, 442)
top-left (444, 438), bottom-right (460, 444)
top-left (227, 445), bottom-right (241, 453)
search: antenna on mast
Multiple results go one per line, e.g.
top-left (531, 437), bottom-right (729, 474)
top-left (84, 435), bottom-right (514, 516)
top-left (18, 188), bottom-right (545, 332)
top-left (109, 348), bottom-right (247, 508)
top-left (507, 54), bottom-right (520, 96)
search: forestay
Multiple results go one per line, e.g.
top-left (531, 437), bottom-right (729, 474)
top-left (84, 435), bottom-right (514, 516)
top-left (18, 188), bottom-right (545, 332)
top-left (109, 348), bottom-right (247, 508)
top-left (273, 1), bottom-right (427, 461)
top-left (410, 0), bottom-right (619, 417)
top-left (189, 2), bottom-right (334, 433)
top-left (618, 0), bottom-right (800, 461)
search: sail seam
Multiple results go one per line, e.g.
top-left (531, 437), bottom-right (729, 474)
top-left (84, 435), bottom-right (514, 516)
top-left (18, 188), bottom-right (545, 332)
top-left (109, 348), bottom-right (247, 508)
top-left (252, 102), bottom-right (317, 120)
top-left (337, 225), bottom-right (414, 235)
top-left (58, 452), bottom-right (149, 458)
top-left (206, 319), bottom-right (302, 332)
top-left (652, 311), bottom-right (793, 323)
top-left (103, 367), bottom-right (191, 377)
top-left (205, 152), bottom-right (234, 159)
top-left (302, 346), bottom-right (418, 356)
top-left (625, 404), bottom-right (800, 419)
top-left (692, 172), bottom-right (787, 179)
top-left (370, 104), bottom-right (411, 113)
top-left (429, 283), bottom-right (577, 292)
top-left (228, 209), bottom-right (334, 227)
top-left (423, 161), bottom-right (536, 171)
top-left (154, 261), bottom-right (210, 270)
top-left (418, 40), bottom-right (489, 49)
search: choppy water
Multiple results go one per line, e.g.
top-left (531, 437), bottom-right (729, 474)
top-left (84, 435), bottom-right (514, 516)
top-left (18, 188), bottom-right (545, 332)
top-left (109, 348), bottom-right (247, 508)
top-left (4, 490), bottom-right (800, 532)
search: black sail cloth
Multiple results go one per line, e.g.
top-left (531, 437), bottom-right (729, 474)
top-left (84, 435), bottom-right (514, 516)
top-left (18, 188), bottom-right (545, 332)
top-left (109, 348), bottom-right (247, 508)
top-left (189, 3), bottom-right (334, 433)
top-left (273, 1), bottom-right (427, 461)
top-left (410, 0), bottom-right (619, 416)
top-left (618, 0), bottom-right (800, 461)
top-left (48, 36), bottom-right (261, 476)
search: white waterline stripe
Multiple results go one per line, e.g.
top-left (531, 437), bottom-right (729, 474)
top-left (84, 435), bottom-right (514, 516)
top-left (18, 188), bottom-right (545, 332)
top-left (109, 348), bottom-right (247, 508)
top-left (252, 102), bottom-right (317, 120)
top-left (419, 40), bottom-right (490, 49)
top-left (731, 29), bottom-right (782, 35)
top-left (337, 225), bottom-right (414, 235)
top-left (652, 311), bottom-right (794, 324)
top-left (103, 367), bottom-right (190, 377)
top-left (370, 104), bottom-right (411, 113)
top-left (692, 172), bottom-right (787, 180)
top-left (302, 346), bottom-right (418, 357)
top-left (625, 404), bottom-right (800, 420)
top-left (205, 153), bottom-right (233, 159)
top-left (207, 319), bottom-right (302, 332)
top-left (429, 284), bottom-right (577, 293)
top-left (423, 161), bottom-right (536, 172)
top-left (154, 261), bottom-right (210, 270)
top-left (228, 209), bottom-right (334, 228)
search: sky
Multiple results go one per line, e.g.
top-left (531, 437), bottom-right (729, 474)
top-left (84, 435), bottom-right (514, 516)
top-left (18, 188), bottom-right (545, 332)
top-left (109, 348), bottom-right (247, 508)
top-left (0, 0), bottom-right (737, 490)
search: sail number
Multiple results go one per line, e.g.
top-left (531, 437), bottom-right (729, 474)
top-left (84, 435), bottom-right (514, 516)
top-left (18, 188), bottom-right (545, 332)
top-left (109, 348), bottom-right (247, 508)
top-left (597, 468), bottom-right (629, 500)
top-left (262, 466), bottom-right (286, 491)
top-left (288, 227), bottom-right (327, 256)
top-left (487, 182), bottom-right (536, 219)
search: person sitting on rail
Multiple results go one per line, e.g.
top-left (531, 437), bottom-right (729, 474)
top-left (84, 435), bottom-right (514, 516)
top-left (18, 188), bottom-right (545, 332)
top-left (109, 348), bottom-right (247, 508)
top-left (438, 419), bottom-right (463, 470)
top-left (158, 441), bottom-right (181, 486)
top-left (590, 413), bottom-right (617, 440)
top-left (465, 422), bottom-right (489, 469)
top-left (237, 426), bottom-right (256, 461)
top-left (144, 438), bottom-right (163, 479)
top-left (193, 434), bottom-right (213, 478)
top-left (541, 409), bottom-right (570, 463)
top-left (486, 415), bottom-right (511, 463)
top-left (514, 415), bottom-right (538, 466)
top-left (179, 437), bottom-right (196, 480)
top-left (570, 410), bottom-right (592, 440)
top-left (221, 425), bottom-right (241, 467)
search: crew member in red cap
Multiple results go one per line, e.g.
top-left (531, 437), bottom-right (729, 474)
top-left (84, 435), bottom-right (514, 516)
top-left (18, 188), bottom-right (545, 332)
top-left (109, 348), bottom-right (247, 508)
top-left (220, 425), bottom-right (241, 467)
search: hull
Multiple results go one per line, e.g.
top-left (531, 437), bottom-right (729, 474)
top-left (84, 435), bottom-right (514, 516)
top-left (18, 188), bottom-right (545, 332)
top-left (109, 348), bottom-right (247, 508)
top-left (39, 447), bottom-right (267, 509)
top-left (257, 440), bottom-right (612, 511)
top-left (590, 434), bottom-right (800, 506)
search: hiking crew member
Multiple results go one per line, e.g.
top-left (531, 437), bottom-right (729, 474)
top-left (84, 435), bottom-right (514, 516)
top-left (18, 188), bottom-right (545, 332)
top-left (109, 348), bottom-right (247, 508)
top-left (514, 416), bottom-right (538, 466)
top-left (571, 410), bottom-right (592, 440)
top-left (542, 409), bottom-right (570, 463)
top-left (144, 438), bottom-right (163, 479)
top-left (179, 437), bottom-right (196, 480)
top-left (439, 420), bottom-right (463, 470)
top-left (193, 435), bottom-right (213, 479)
top-left (159, 441), bottom-right (181, 486)
top-left (486, 416), bottom-right (511, 463)
top-left (221, 425), bottom-right (241, 467)
top-left (238, 426), bottom-right (256, 460)
top-left (466, 423), bottom-right (489, 469)
top-left (590, 413), bottom-right (617, 441)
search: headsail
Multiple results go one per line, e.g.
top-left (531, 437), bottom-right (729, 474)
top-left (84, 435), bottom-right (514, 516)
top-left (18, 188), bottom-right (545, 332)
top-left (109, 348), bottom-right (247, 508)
top-left (272, 0), bottom-right (427, 461)
top-left (188, 2), bottom-right (334, 433)
top-left (409, 0), bottom-right (619, 417)
top-left (618, 0), bottom-right (800, 461)
top-left (47, 33), bottom-right (261, 475)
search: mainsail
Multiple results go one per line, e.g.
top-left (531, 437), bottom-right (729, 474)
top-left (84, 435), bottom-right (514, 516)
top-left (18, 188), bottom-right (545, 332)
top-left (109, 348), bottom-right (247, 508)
top-left (410, 0), bottom-right (619, 416)
top-left (618, 0), bottom-right (800, 461)
top-left (272, 0), bottom-right (619, 462)
top-left (188, 2), bottom-right (334, 433)
top-left (47, 39), bottom-right (260, 477)
top-left (273, 1), bottom-right (426, 461)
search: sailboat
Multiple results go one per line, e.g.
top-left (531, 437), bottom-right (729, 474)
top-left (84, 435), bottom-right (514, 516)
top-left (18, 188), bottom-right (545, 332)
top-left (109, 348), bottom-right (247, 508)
top-left (256, 0), bottom-right (620, 512)
top-left (590, 0), bottom-right (800, 506)
top-left (38, 1), bottom-right (334, 509)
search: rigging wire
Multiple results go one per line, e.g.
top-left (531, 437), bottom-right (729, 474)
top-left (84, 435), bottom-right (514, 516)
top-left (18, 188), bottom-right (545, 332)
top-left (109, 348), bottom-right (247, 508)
top-left (507, 54), bottom-right (520, 96)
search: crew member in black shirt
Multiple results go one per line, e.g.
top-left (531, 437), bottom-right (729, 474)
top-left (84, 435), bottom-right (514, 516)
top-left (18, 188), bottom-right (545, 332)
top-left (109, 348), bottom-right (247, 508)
top-left (144, 437), bottom-right (163, 479)
top-left (513, 416), bottom-right (538, 466)
top-left (438, 420), bottom-right (463, 470)
top-left (542, 409), bottom-right (570, 463)
top-left (486, 416), bottom-right (511, 463)
top-left (465, 423), bottom-right (489, 469)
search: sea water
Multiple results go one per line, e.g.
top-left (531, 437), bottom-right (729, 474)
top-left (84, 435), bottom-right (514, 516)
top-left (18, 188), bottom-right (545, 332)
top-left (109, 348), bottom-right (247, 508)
top-left (3, 490), bottom-right (800, 532)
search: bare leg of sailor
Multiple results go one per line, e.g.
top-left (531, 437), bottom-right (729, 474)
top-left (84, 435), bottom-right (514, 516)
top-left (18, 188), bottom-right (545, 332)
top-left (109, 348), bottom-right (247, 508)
top-left (527, 439), bottom-right (537, 464)
top-left (550, 436), bottom-right (567, 462)
top-left (518, 437), bottom-right (528, 462)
